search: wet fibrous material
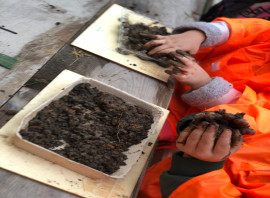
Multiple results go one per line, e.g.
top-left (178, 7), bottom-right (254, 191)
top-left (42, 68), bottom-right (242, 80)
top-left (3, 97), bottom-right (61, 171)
top-left (185, 110), bottom-right (255, 146)
top-left (118, 21), bottom-right (193, 71)
top-left (120, 22), bottom-right (169, 51)
top-left (19, 83), bottom-right (154, 174)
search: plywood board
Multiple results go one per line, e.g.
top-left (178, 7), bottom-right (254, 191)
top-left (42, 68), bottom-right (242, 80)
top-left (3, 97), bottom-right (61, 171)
top-left (0, 70), bottom-right (169, 198)
top-left (71, 4), bottom-right (170, 82)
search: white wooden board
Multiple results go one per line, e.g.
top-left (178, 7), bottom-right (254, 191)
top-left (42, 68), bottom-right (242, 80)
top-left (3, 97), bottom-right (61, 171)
top-left (71, 4), bottom-right (171, 82)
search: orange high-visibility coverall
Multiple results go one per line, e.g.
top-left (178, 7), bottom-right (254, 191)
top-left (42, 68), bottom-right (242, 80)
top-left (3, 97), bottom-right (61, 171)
top-left (166, 17), bottom-right (270, 142)
top-left (139, 18), bottom-right (270, 197)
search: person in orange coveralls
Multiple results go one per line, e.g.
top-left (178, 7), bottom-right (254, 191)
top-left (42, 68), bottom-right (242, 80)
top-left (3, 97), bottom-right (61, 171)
top-left (138, 17), bottom-right (270, 197)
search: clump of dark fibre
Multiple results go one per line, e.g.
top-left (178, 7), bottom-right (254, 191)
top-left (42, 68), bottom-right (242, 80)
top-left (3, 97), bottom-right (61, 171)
top-left (19, 83), bottom-right (154, 174)
top-left (189, 109), bottom-right (255, 146)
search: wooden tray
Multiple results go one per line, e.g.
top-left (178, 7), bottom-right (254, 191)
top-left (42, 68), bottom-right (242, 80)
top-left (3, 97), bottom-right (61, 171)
top-left (0, 70), bottom-right (168, 197)
top-left (13, 76), bottom-right (164, 179)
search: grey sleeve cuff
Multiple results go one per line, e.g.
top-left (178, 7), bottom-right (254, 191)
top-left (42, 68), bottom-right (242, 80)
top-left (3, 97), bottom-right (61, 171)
top-left (172, 21), bottom-right (230, 48)
top-left (181, 77), bottom-right (233, 108)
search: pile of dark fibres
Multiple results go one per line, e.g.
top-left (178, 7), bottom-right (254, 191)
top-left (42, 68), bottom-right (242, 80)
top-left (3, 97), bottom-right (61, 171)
top-left (20, 83), bottom-right (154, 174)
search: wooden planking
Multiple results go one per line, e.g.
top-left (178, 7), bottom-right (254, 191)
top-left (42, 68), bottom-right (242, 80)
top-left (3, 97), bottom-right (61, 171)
top-left (0, 0), bottom-right (112, 107)
top-left (0, 169), bottom-right (78, 198)
top-left (0, 70), bottom-right (169, 198)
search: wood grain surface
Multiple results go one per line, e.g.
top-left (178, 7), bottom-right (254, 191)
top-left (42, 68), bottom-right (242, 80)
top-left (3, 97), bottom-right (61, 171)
top-left (0, 0), bottom-right (112, 108)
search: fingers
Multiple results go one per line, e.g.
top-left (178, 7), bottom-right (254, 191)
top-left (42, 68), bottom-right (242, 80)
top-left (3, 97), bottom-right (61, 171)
top-left (142, 39), bottom-right (165, 50)
top-left (149, 47), bottom-right (177, 56)
top-left (178, 122), bottom-right (208, 151)
top-left (173, 54), bottom-right (196, 65)
top-left (176, 125), bottom-right (192, 145)
top-left (233, 119), bottom-right (250, 128)
top-left (185, 122), bottom-right (207, 149)
top-left (165, 67), bottom-right (183, 75)
top-left (138, 32), bottom-right (158, 40)
top-left (166, 55), bottom-right (197, 76)
top-left (233, 118), bottom-right (256, 135)
top-left (178, 119), bottom-right (245, 162)
top-left (166, 59), bottom-right (184, 68)
top-left (164, 64), bottom-right (183, 75)
top-left (168, 56), bottom-right (197, 77)
top-left (169, 56), bottom-right (196, 71)
top-left (196, 124), bottom-right (216, 153)
top-left (230, 129), bottom-right (243, 154)
top-left (186, 124), bottom-right (205, 145)
top-left (142, 35), bottom-right (178, 55)
top-left (213, 129), bottom-right (232, 158)
top-left (175, 49), bottom-right (194, 58)
top-left (153, 35), bottom-right (165, 40)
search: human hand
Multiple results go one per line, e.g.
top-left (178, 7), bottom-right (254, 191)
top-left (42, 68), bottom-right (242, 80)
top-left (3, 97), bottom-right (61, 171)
top-left (166, 55), bottom-right (211, 90)
top-left (142, 30), bottom-right (206, 56)
top-left (176, 122), bottom-right (243, 162)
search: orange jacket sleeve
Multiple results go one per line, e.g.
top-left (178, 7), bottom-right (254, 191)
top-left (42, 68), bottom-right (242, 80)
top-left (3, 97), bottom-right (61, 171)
top-left (167, 17), bottom-right (270, 143)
